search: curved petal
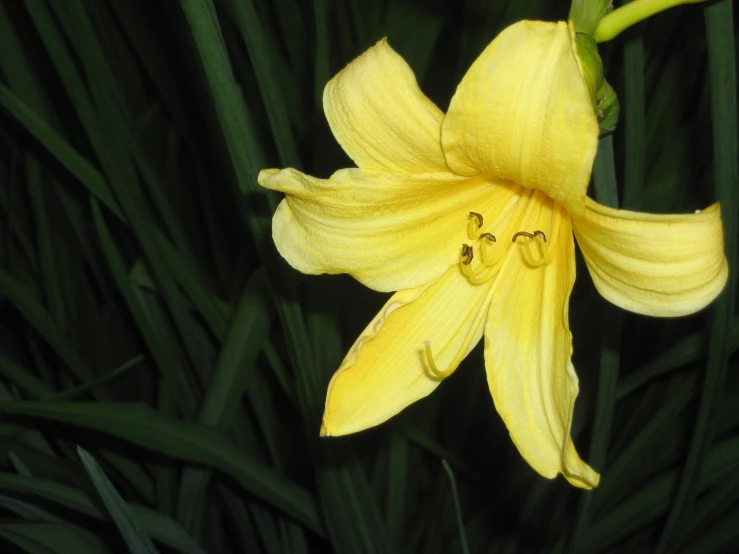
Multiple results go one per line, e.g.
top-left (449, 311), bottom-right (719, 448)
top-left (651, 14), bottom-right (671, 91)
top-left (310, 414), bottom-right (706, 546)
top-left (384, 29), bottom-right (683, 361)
top-left (572, 199), bottom-right (728, 317)
top-left (324, 38), bottom-right (449, 173)
top-left (259, 167), bottom-right (517, 292)
top-left (484, 206), bottom-right (599, 489)
top-left (442, 21), bottom-right (598, 216)
top-left (321, 265), bottom-right (495, 436)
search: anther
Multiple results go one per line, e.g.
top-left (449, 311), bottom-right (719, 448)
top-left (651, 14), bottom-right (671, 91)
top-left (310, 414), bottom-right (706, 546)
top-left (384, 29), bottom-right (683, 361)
top-left (479, 232), bottom-right (497, 242)
top-left (468, 212), bottom-right (483, 227)
top-left (468, 212), bottom-right (483, 239)
top-left (533, 230), bottom-right (547, 243)
top-left (512, 231), bottom-right (535, 242)
top-left (423, 341), bottom-right (455, 379)
top-left (461, 244), bottom-right (474, 265)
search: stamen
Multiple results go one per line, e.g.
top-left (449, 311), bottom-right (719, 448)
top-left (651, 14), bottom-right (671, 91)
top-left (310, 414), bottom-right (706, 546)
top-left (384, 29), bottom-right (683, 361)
top-left (423, 341), bottom-right (455, 379)
top-left (461, 244), bottom-right (474, 265)
top-left (461, 260), bottom-right (477, 279)
top-left (479, 232), bottom-right (496, 242)
top-left (468, 212), bottom-right (483, 239)
top-left (512, 230), bottom-right (551, 267)
top-left (521, 235), bottom-right (551, 267)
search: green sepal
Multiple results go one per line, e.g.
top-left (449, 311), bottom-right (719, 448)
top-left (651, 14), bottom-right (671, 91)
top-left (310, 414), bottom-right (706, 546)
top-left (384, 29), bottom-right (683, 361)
top-left (575, 32), bottom-right (604, 106)
top-left (574, 32), bottom-right (620, 134)
top-left (597, 80), bottom-right (620, 135)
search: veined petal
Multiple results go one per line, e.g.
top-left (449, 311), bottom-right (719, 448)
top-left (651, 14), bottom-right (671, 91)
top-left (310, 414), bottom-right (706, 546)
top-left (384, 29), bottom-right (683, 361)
top-left (321, 265), bottom-right (494, 436)
top-left (484, 205), bottom-right (599, 489)
top-left (324, 38), bottom-right (448, 173)
top-left (442, 21), bottom-right (598, 216)
top-left (573, 198), bottom-right (728, 317)
top-left (259, 167), bottom-right (518, 292)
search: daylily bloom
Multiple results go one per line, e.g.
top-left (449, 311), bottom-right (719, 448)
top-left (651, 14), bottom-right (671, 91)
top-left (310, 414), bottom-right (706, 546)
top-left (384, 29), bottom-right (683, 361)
top-left (258, 21), bottom-right (727, 489)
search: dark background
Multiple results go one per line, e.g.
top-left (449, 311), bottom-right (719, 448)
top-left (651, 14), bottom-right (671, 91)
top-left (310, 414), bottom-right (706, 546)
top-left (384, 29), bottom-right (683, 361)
top-left (0, 0), bottom-right (737, 552)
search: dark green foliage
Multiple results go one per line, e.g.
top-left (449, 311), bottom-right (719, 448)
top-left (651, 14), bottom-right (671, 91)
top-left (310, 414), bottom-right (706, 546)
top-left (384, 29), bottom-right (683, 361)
top-left (0, 0), bottom-right (736, 552)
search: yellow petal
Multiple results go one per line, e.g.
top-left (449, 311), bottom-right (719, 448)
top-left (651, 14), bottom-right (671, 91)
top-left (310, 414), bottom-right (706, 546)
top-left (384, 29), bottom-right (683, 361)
top-left (441, 21), bottom-right (598, 216)
top-left (322, 265), bottom-right (495, 436)
top-left (484, 204), bottom-right (599, 489)
top-left (259, 167), bottom-right (517, 292)
top-left (323, 38), bottom-right (448, 173)
top-left (572, 199), bottom-right (728, 317)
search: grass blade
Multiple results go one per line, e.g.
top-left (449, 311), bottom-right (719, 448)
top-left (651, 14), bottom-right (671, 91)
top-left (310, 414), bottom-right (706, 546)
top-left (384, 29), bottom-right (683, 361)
top-left (442, 460), bottom-right (470, 554)
top-left (229, 0), bottom-right (300, 167)
top-left (0, 401), bottom-right (323, 534)
top-left (0, 522), bottom-right (108, 554)
top-left (569, 134), bottom-right (622, 553)
top-left (621, 32), bottom-right (645, 210)
top-left (176, 268), bottom-right (275, 532)
top-left (78, 447), bottom-right (160, 554)
top-left (0, 473), bottom-right (206, 554)
top-left (0, 270), bottom-right (102, 393)
top-left (654, 2), bottom-right (737, 551)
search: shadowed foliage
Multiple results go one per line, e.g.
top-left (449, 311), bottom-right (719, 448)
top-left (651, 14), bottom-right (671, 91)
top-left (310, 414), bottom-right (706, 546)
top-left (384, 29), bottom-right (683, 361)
top-left (0, 0), bottom-right (736, 552)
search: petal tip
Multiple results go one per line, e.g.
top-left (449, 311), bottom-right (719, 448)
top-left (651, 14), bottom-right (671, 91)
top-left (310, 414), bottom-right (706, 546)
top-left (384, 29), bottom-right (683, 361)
top-left (319, 421), bottom-right (330, 438)
top-left (563, 463), bottom-right (601, 489)
top-left (257, 168), bottom-right (280, 185)
top-left (320, 405), bottom-right (356, 437)
top-left (574, 198), bottom-right (730, 317)
top-left (322, 36), bottom-right (447, 173)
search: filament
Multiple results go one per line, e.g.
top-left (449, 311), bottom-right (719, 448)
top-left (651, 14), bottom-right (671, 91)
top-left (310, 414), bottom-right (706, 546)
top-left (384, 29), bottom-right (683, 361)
top-left (521, 235), bottom-right (551, 267)
top-left (479, 233), bottom-right (498, 266)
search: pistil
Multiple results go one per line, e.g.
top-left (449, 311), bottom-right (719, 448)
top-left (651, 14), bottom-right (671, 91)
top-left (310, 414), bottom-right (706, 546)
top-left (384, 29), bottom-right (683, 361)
top-left (423, 341), bottom-right (455, 379)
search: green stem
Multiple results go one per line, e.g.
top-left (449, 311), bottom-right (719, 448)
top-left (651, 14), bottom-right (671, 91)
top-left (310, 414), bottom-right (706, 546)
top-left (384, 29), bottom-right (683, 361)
top-left (595, 0), bottom-right (705, 42)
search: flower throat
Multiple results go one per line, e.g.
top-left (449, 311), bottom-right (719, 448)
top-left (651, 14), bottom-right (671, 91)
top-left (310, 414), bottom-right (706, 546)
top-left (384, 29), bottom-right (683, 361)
top-left (459, 189), bottom-right (555, 284)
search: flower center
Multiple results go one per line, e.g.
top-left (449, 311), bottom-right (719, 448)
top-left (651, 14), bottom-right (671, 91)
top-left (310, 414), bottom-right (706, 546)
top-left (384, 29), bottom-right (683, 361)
top-left (423, 190), bottom-right (558, 380)
top-left (459, 189), bottom-right (556, 284)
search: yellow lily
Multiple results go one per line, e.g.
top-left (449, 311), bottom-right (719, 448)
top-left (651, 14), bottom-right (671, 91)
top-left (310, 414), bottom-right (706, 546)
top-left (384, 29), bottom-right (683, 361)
top-left (258, 21), bottom-right (727, 489)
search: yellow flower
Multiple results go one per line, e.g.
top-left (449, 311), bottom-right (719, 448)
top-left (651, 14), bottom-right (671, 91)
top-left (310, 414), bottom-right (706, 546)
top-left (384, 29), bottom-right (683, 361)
top-left (258, 21), bottom-right (727, 489)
